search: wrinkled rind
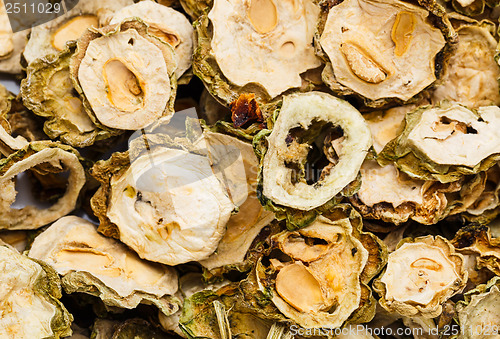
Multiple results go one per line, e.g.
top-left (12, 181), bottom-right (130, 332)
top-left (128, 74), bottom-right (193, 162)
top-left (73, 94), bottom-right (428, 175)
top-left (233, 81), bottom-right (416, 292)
top-left (21, 42), bottom-right (117, 147)
top-left (452, 224), bottom-right (500, 277)
top-left (373, 235), bottom-right (467, 319)
top-left (455, 276), bottom-right (500, 339)
top-left (0, 141), bottom-right (86, 230)
top-left (0, 83), bottom-right (14, 117)
top-left (378, 104), bottom-right (500, 183)
top-left (22, 0), bottom-right (134, 66)
top-left (29, 216), bottom-right (181, 317)
top-left (193, 10), bottom-right (321, 107)
top-left (110, 1), bottom-right (194, 80)
top-left (253, 92), bottom-right (369, 229)
top-left (350, 163), bottom-right (487, 225)
top-left (432, 15), bottom-right (500, 108)
top-left (0, 244), bottom-right (73, 339)
top-left (179, 284), bottom-right (277, 338)
top-left (256, 204), bottom-right (386, 329)
top-left (315, 0), bottom-right (456, 108)
top-left (179, 0), bottom-right (212, 20)
top-left (90, 151), bottom-right (131, 239)
top-left (61, 272), bottom-right (180, 317)
top-left (69, 19), bottom-right (177, 131)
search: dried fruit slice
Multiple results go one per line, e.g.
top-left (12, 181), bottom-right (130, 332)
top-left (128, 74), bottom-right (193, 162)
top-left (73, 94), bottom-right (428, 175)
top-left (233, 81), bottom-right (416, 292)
top-left (374, 236), bottom-right (467, 318)
top-left (318, 0), bottom-right (450, 106)
top-left (21, 42), bottom-right (116, 147)
top-left (260, 92), bottom-right (371, 211)
top-left (29, 216), bottom-right (180, 316)
top-left (0, 243), bottom-right (72, 338)
top-left (200, 132), bottom-right (275, 272)
top-left (351, 159), bottom-right (486, 225)
top-left (456, 276), bottom-right (500, 339)
top-left (90, 145), bottom-right (234, 265)
top-left (432, 16), bottom-right (500, 108)
top-left (256, 205), bottom-right (386, 329)
top-left (194, 0), bottom-right (322, 105)
top-left (110, 1), bottom-right (194, 80)
top-left (0, 142), bottom-right (86, 230)
top-left (70, 20), bottom-right (177, 130)
top-left (379, 103), bottom-right (500, 183)
top-left (23, 0), bottom-right (133, 65)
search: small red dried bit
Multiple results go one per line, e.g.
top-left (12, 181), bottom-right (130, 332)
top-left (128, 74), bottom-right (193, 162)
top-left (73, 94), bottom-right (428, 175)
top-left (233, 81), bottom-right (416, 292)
top-left (230, 94), bottom-right (264, 128)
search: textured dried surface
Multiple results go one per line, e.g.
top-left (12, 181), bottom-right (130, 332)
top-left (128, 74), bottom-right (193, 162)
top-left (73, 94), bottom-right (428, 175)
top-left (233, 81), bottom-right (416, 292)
top-left (432, 18), bottom-right (500, 108)
top-left (110, 1), bottom-right (194, 79)
top-left (374, 236), bottom-right (467, 318)
top-left (456, 276), bottom-right (500, 339)
top-left (319, 0), bottom-right (448, 104)
top-left (256, 205), bottom-right (386, 329)
top-left (379, 104), bottom-right (500, 182)
top-left (200, 132), bottom-right (274, 271)
top-left (29, 216), bottom-right (180, 316)
top-left (91, 144), bottom-right (235, 265)
top-left (23, 0), bottom-right (133, 65)
top-left (194, 0), bottom-right (321, 105)
top-left (0, 243), bottom-right (72, 338)
top-left (261, 92), bottom-right (371, 211)
top-left (21, 42), bottom-right (112, 147)
top-left (0, 142), bottom-right (86, 230)
top-left (70, 20), bottom-right (177, 130)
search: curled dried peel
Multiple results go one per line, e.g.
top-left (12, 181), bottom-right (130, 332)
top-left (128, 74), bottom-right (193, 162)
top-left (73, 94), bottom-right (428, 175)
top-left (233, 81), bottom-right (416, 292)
top-left (261, 92), bottom-right (372, 211)
top-left (379, 104), bottom-right (500, 183)
top-left (452, 225), bottom-right (500, 277)
top-left (0, 142), bottom-right (86, 230)
top-left (374, 236), bottom-right (467, 318)
top-left (319, 0), bottom-right (447, 103)
top-left (29, 216), bottom-right (180, 316)
top-left (0, 244), bottom-right (72, 339)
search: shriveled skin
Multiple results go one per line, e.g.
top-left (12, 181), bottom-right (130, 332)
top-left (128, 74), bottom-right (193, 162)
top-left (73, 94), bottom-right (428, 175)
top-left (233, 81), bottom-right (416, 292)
top-left (0, 246), bottom-right (58, 339)
top-left (320, 0), bottom-right (445, 101)
top-left (408, 105), bottom-right (500, 167)
top-left (208, 0), bottom-right (321, 98)
top-left (432, 25), bottom-right (500, 108)
top-left (23, 0), bottom-right (133, 65)
top-left (258, 216), bottom-right (370, 329)
top-left (375, 236), bottom-right (467, 318)
top-left (77, 29), bottom-right (172, 130)
top-left (106, 148), bottom-right (234, 265)
top-left (263, 92), bottom-right (372, 210)
top-left (29, 216), bottom-right (179, 315)
top-left (200, 132), bottom-right (274, 270)
top-left (110, 1), bottom-right (194, 79)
